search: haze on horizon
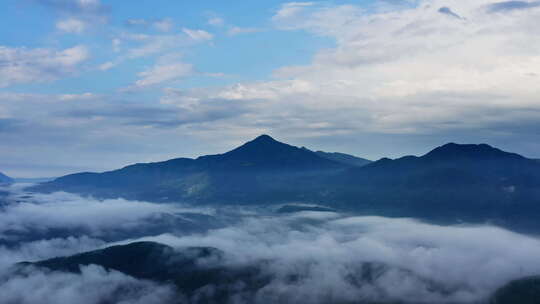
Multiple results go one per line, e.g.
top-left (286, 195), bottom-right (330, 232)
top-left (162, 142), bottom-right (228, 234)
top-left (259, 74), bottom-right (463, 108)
top-left (2, 0), bottom-right (540, 178)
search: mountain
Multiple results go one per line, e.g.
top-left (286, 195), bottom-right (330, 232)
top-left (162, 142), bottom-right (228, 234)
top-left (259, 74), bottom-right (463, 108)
top-left (29, 139), bottom-right (540, 231)
top-left (314, 150), bottom-right (371, 167)
top-left (0, 171), bottom-right (13, 184)
top-left (31, 135), bottom-right (349, 203)
top-left (331, 143), bottom-right (540, 231)
top-left (14, 177), bottom-right (55, 183)
top-left (17, 241), bottom-right (452, 303)
top-left (197, 135), bottom-right (342, 171)
top-left (18, 242), bottom-right (267, 300)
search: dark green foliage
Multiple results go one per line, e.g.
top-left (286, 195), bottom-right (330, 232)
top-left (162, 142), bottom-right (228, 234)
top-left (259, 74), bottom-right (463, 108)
top-left (491, 276), bottom-right (540, 304)
top-left (21, 242), bottom-right (268, 299)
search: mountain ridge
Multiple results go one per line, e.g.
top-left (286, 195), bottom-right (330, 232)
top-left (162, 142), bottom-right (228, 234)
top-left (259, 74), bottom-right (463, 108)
top-left (314, 150), bottom-right (371, 167)
top-left (0, 171), bottom-right (13, 184)
top-left (28, 136), bottom-right (540, 231)
top-left (30, 135), bottom-right (350, 203)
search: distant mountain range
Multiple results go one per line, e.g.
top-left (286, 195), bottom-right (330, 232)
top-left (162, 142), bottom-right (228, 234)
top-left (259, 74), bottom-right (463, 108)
top-left (0, 171), bottom-right (13, 184)
top-left (331, 142), bottom-right (540, 231)
top-left (30, 135), bottom-right (540, 231)
top-left (14, 177), bottom-right (55, 183)
top-left (30, 135), bottom-right (351, 203)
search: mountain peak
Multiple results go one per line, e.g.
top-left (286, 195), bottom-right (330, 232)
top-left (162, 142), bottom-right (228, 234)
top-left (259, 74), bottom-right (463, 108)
top-left (224, 134), bottom-right (300, 158)
top-left (212, 134), bottom-right (344, 170)
top-left (423, 143), bottom-right (524, 160)
top-left (252, 134), bottom-right (276, 143)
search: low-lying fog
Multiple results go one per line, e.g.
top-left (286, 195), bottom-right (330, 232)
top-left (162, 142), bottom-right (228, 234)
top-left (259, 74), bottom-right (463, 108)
top-left (1, 184), bottom-right (539, 304)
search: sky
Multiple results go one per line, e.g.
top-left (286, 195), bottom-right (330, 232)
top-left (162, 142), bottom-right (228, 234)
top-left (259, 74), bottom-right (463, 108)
top-left (1, 0), bottom-right (540, 177)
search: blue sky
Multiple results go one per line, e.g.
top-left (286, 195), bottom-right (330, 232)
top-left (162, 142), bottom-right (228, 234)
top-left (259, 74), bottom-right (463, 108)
top-left (2, 0), bottom-right (338, 93)
top-left (1, 0), bottom-right (540, 177)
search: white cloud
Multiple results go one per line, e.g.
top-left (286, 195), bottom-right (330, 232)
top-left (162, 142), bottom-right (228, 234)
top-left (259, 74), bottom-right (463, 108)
top-left (0, 265), bottom-right (176, 304)
top-left (56, 18), bottom-right (87, 33)
top-left (153, 18), bottom-right (174, 32)
top-left (0, 45), bottom-right (89, 87)
top-left (0, 186), bottom-right (216, 242)
top-left (98, 61), bottom-right (115, 71)
top-left (126, 18), bottom-right (147, 26)
top-left (77, 0), bottom-right (100, 9)
top-left (48, 0), bottom-right (104, 15)
top-left (112, 38), bottom-right (121, 52)
top-left (182, 28), bottom-right (214, 42)
top-left (37, 0), bottom-right (108, 27)
top-left (274, 2), bottom-right (315, 19)
top-left (58, 92), bottom-right (96, 101)
top-left (208, 17), bottom-right (224, 26)
top-left (0, 237), bottom-right (105, 270)
top-left (118, 32), bottom-right (206, 59)
top-left (125, 18), bottom-right (174, 32)
top-left (227, 26), bottom-right (262, 36)
top-left (135, 62), bottom-right (193, 87)
top-left (173, 0), bottom-right (540, 137)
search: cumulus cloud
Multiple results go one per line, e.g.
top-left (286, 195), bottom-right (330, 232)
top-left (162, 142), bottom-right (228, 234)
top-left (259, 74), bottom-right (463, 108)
top-left (267, 0), bottom-right (540, 112)
top-left (0, 45), bottom-right (89, 87)
top-left (149, 0), bottom-right (540, 148)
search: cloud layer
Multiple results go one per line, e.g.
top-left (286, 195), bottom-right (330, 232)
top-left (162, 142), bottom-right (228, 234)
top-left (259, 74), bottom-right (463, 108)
top-left (130, 212), bottom-right (540, 303)
top-left (1, 185), bottom-right (540, 303)
top-left (0, 45), bottom-right (88, 87)
top-left (0, 185), bottom-right (218, 245)
top-left (0, 265), bottom-right (176, 304)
